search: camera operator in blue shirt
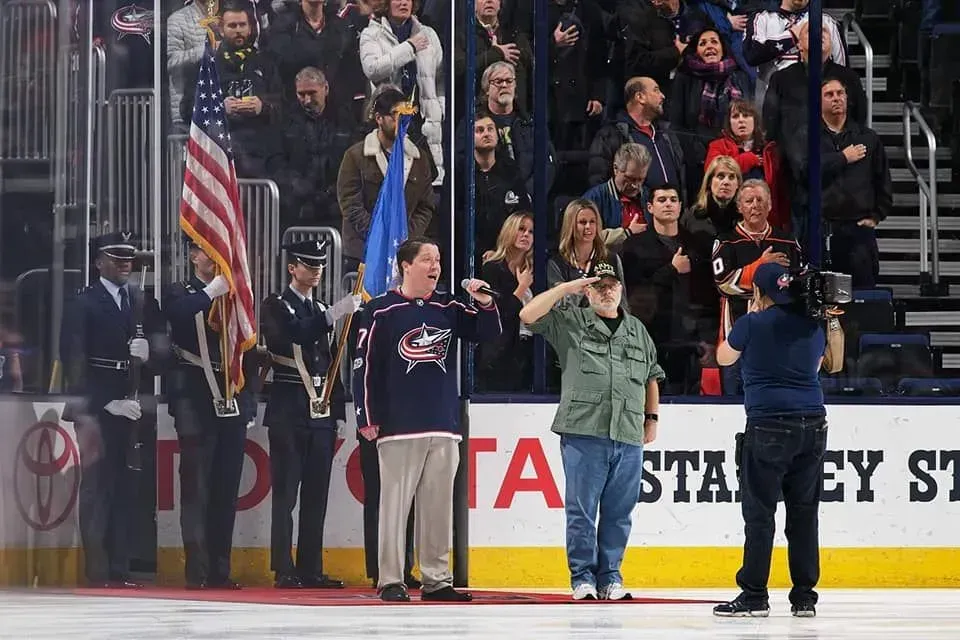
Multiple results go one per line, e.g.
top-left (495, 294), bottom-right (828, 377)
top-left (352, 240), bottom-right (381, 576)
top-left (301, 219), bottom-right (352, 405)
top-left (712, 262), bottom-right (844, 619)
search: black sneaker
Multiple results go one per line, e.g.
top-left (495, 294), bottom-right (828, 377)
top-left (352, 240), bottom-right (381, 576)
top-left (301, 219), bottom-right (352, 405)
top-left (791, 602), bottom-right (816, 617)
top-left (713, 596), bottom-right (770, 617)
top-left (379, 583), bottom-right (411, 602)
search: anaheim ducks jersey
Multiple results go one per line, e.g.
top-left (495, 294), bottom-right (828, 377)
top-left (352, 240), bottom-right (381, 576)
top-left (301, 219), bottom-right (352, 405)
top-left (712, 223), bottom-right (802, 342)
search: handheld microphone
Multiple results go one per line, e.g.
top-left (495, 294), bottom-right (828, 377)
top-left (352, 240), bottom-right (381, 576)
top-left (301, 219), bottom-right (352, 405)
top-left (460, 278), bottom-right (500, 299)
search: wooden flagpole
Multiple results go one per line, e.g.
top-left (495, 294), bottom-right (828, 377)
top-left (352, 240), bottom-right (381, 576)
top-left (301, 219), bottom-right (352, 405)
top-left (320, 264), bottom-right (365, 411)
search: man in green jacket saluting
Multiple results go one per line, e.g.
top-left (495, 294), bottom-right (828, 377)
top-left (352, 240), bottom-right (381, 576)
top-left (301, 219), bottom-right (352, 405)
top-left (519, 262), bottom-right (665, 602)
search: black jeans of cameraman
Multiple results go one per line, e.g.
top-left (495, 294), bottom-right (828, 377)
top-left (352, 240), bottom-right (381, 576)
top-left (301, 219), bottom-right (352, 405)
top-left (736, 414), bottom-right (828, 607)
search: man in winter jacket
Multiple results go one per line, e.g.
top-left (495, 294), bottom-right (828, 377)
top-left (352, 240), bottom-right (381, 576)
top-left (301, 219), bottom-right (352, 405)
top-left (336, 88), bottom-right (436, 269)
top-left (812, 79), bottom-right (891, 289)
top-left (588, 77), bottom-right (686, 198)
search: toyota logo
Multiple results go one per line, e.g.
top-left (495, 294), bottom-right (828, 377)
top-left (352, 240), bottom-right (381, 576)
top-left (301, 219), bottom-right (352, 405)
top-left (13, 421), bottom-right (80, 531)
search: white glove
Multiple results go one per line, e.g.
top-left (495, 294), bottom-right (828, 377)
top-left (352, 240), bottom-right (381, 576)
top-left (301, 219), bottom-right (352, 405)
top-left (104, 399), bottom-right (142, 421)
top-left (203, 275), bottom-right (230, 299)
top-left (129, 337), bottom-right (150, 362)
top-left (326, 293), bottom-right (362, 323)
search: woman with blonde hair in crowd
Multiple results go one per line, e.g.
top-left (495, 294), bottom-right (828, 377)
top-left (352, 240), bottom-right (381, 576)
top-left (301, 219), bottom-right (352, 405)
top-left (547, 199), bottom-right (627, 311)
top-left (475, 212), bottom-right (535, 392)
top-left (704, 99), bottom-right (788, 231)
top-left (680, 155), bottom-right (743, 394)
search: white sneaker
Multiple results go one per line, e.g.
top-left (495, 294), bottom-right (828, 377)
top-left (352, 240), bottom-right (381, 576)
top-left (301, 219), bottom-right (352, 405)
top-left (572, 583), bottom-right (598, 600)
top-left (599, 583), bottom-right (631, 601)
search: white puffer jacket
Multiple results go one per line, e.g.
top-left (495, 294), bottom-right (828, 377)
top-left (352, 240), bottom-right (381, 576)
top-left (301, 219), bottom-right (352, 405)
top-left (359, 16), bottom-right (445, 185)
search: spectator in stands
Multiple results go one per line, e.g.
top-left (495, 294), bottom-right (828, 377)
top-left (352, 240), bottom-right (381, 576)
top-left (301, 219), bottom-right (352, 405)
top-left (583, 143), bottom-right (651, 250)
top-left (547, 0), bottom-right (607, 195)
top-left (462, 61), bottom-right (556, 195)
top-left (690, 0), bottom-right (761, 91)
top-left (167, 0), bottom-right (229, 128)
top-left (706, 99), bottom-right (789, 230)
top-left (670, 28), bottom-right (750, 194)
top-left (588, 77), bottom-right (685, 200)
top-left (281, 67), bottom-right (358, 231)
top-left (180, 3), bottom-right (284, 178)
top-left (547, 199), bottom-right (627, 312)
top-left (337, 0), bottom-right (379, 123)
top-left (764, 22), bottom-right (866, 146)
top-left (917, 0), bottom-right (949, 109)
top-left (621, 184), bottom-right (702, 395)
top-left (680, 154), bottom-right (741, 381)
top-left (476, 212), bottom-right (535, 392)
top-left (337, 87), bottom-right (436, 271)
top-left (744, 0), bottom-right (846, 103)
top-left (418, 0), bottom-right (449, 33)
top-left (264, 0), bottom-right (362, 111)
top-left (165, 1), bottom-right (276, 125)
top-left (713, 179), bottom-right (802, 394)
top-left (814, 78), bottom-right (891, 289)
top-left (455, 0), bottom-right (533, 116)
top-left (764, 22), bottom-right (866, 241)
top-left (497, 0), bottom-right (533, 35)
top-left (360, 0), bottom-right (445, 184)
top-left (612, 0), bottom-right (712, 109)
top-left (469, 109), bottom-right (531, 261)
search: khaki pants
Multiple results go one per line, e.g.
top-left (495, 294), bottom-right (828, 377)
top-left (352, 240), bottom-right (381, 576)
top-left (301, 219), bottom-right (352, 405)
top-left (377, 436), bottom-right (459, 593)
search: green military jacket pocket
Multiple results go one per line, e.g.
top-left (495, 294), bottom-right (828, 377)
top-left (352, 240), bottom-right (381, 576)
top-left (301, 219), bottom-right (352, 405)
top-left (527, 304), bottom-right (666, 446)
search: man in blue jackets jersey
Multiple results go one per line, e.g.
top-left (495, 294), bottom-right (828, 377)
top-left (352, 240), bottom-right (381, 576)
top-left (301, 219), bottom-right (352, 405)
top-left (353, 237), bottom-right (502, 602)
top-left (261, 239), bottom-right (361, 588)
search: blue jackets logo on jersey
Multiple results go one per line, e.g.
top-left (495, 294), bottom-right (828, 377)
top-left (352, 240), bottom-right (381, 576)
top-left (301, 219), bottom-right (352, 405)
top-left (397, 324), bottom-right (452, 373)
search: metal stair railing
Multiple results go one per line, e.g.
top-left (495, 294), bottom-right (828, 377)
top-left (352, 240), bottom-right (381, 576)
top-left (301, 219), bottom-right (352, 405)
top-left (903, 101), bottom-right (948, 296)
top-left (843, 13), bottom-right (875, 128)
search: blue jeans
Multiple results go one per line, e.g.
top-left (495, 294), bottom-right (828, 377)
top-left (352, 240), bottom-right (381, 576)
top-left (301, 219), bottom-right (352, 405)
top-left (736, 414), bottom-right (827, 606)
top-left (559, 434), bottom-right (643, 589)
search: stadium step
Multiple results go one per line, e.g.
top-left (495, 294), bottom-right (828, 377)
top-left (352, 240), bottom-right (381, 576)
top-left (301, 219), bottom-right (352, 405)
top-left (930, 331), bottom-right (960, 346)
top-left (905, 311), bottom-right (960, 327)
top-left (876, 121), bottom-right (917, 137)
top-left (884, 145), bottom-right (952, 162)
top-left (882, 215), bottom-right (960, 231)
top-left (873, 102), bottom-right (905, 118)
top-left (880, 261), bottom-right (960, 276)
top-left (889, 167), bottom-right (953, 183)
top-left (878, 238), bottom-right (960, 254)
top-left (850, 54), bottom-right (892, 69)
top-left (893, 193), bottom-right (960, 209)
top-left (942, 353), bottom-right (960, 369)
top-left (862, 76), bottom-right (887, 93)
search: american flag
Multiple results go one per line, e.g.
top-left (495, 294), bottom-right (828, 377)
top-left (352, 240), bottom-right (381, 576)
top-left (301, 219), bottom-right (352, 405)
top-left (179, 42), bottom-right (257, 393)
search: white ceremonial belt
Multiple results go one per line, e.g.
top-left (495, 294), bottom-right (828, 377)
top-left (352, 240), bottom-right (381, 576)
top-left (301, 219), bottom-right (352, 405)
top-left (269, 349), bottom-right (329, 419)
top-left (192, 313), bottom-right (239, 418)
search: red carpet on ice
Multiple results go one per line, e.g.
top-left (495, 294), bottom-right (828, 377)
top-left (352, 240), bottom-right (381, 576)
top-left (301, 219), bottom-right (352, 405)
top-left (56, 586), bottom-right (719, 606)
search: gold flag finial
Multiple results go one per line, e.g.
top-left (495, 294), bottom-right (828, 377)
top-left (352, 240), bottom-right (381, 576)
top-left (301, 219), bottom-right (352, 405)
top-left (394, 84), bottom-right (418, 116)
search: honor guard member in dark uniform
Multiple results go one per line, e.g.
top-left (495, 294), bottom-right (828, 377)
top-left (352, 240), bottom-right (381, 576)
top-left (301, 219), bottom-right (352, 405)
top-left (163, 239), bottom-right (253, 590)
top-left (261, 239), bottom-right (361, 589)
top-left (60, 232), bottom-right (164, 588)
